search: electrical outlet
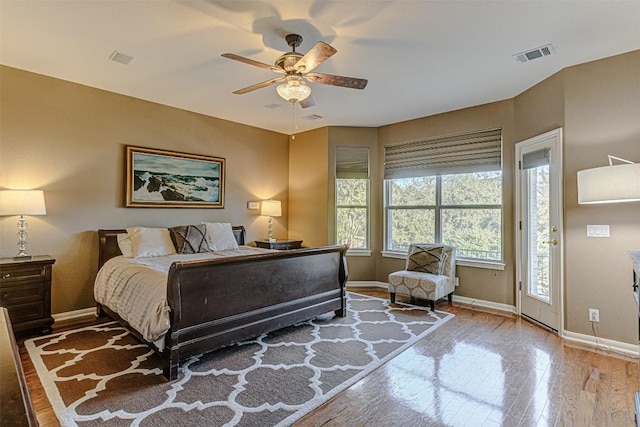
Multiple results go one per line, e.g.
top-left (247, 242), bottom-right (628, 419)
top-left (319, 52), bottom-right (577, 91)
top-left (589, 308), bottom-right (599, 322)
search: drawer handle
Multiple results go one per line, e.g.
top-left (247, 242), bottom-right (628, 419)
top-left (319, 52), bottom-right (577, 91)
top-left (2, 273), bottom-right (10, 279)
top-left (1, 292), bottom-right (9, 300)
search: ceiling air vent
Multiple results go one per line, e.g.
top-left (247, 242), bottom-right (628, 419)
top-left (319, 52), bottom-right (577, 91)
top-left (302, 114), bottom-right (324, 121)
top-left (513, 44), bottom-right (555, 63)
top-left (263, 103), bottom-right (282, 110)
top-left (109, 51), bottom-right (134, 65)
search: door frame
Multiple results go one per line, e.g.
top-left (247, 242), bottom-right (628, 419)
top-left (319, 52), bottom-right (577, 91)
top-left (515, 128), bottom-right (564, 335)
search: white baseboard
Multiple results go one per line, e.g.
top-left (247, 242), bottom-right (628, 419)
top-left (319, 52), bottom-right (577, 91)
top-left (347, 280), bottom-right (388, 289)
top-left (451, 295), bottom-right (517, 315)
top-left (52, 307), bottom-right (96, 323)
top-left (563, 330), bottom-right (639, 359)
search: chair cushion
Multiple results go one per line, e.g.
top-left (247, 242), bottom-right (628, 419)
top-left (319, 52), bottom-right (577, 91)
top-left (407, 245), bottom-right (448, 275)
top-left (388, 270), bottom-right (452, 301)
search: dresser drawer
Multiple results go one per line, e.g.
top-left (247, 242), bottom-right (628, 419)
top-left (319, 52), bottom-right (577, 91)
top-left (0, 283), bottom-right (44, 307)
top-left (0, 265), bottom-right (46, 283)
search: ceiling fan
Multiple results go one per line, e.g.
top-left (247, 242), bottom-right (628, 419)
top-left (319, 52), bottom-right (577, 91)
top-left (222, 34), bottom-right (367, 108)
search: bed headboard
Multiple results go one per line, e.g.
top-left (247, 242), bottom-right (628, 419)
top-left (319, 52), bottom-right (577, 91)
top-left (97, 226), bottom-right (248, 270)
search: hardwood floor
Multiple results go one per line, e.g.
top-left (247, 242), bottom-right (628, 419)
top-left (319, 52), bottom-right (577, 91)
top-left (17, 288), bottom-right (640, 426)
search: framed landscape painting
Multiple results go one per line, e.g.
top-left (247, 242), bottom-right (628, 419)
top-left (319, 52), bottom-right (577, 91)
top-left (125, 145), bottom-right (225, 208)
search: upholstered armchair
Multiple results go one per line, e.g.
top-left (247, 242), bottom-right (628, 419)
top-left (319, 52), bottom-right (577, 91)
top-left (388, 244), bottom-right (456, 310)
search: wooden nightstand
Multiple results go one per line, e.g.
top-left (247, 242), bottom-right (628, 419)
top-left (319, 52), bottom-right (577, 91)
top-left (255, 240), bottom-right (303, 250)
top-left (0, 255), bottom-right (55, 335)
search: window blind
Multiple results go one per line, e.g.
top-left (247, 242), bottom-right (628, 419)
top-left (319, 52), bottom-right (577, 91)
top-left (521, 148), bottom-right (550, 170)
top-left (384, 128), bottom-right (502, 179)
top-left (336, 146), bottom-right (369, 179)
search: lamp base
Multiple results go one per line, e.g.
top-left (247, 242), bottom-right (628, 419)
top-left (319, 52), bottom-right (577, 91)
top-left (268, 237), bottom-right (276, 243)
top-left (13, 255), bottom-right (32, 261)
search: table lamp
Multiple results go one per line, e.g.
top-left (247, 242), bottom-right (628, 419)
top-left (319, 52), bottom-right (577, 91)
top-left (0, 190), bottom-right (47, 259)
top-left (260, 199), bottom-right (281, 242)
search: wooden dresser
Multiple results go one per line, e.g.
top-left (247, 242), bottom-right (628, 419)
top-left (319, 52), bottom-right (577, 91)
top-left (0, 307), bottom-right (37, 426)
top-left (0, 256), bottom-right (55, 334)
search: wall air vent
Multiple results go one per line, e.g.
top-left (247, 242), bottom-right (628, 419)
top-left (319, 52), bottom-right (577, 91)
top-left (302, 114), bottom-right (324, 121)
top-left (109, 51), bottom-right (134, 65)
top-left (513, 44), bottom-right (555, 63)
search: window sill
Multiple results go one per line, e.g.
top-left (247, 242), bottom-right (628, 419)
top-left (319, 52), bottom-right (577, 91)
top-left (457, 259), bottom-right (505, 270)
top-left (346, 249), bottom-right (372, 257)
top-left (381, 251), bottom-right (505, 270)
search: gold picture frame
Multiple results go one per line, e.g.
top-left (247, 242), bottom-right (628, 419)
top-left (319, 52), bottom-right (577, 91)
top-left (125, 145), bottom-right (225, 208)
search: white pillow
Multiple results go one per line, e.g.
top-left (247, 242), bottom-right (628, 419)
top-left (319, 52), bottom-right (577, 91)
top-left (126, 227), bottom-right (177, 258)
top-left (202, 222), bottom-right (239, 251)
top-left (116, 233), bottom-right (134, 258)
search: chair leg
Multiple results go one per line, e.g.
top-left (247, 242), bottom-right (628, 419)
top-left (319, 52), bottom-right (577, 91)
top-left (429, 300), bottom-right (435, 311)
top-left (389, 292), bottom-right (396, 303)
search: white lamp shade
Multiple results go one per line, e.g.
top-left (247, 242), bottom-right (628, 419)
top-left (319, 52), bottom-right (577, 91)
top-left (577, 163), bottom-right (640, 204)
top-left (0, 190), bottom-right (47, 215)
top-left (260, 199), bottom-right (282, 217)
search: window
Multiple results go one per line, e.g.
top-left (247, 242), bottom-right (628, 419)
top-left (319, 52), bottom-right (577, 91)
top-left (336, 146), bottom-right (369, 250)
top-left (384, 129), bottom-right (503, 262)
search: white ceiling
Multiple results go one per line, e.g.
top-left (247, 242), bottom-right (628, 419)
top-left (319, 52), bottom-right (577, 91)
top-left (1, 1), bottom-right (639, 135)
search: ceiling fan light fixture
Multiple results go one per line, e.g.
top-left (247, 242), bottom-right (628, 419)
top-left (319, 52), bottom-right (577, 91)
top-left (277, 78), bottom-right (311, 104)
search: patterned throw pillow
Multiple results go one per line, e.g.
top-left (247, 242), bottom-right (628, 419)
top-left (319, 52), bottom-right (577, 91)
top-left (168, 224), bottom-right (209, 254)
top-left (406, 245), bottom-right (448, 275)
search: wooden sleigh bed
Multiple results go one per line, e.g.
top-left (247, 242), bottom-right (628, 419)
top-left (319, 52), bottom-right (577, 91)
top-left (96, 226), bottom-right (348, 381)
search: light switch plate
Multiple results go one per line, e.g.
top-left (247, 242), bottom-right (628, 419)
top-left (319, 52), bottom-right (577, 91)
top-left (587, 225), bottom-right (610, 237)
top-left (247, 201), bottom-right (259, 210)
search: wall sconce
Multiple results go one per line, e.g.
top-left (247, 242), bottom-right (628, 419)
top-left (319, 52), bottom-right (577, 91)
top-left (260, 199), bottom-right (282, 242)
top-left (0, 190), bottom-right (47, 259)
top-left (577, 155), bottom-right (640, 204)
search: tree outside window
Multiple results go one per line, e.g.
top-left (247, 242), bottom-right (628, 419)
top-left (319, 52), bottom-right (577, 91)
top-left (385, 171), bottom-right (503, 261)
top-left (336, 178), bottom-right (368, 249)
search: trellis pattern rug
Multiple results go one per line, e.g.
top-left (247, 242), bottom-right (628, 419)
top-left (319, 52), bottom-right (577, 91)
top-left (26, 293), bottom-right (453, 426)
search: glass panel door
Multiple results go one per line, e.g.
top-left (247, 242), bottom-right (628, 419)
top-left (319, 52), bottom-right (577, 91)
top-left (527, 164), bottom-right (551, 303)
top-left (516, 129), bottom-right (563, 333)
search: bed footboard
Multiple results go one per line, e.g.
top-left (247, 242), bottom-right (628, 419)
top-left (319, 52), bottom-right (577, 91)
top-left (162, 245), bottom-right (348, 381)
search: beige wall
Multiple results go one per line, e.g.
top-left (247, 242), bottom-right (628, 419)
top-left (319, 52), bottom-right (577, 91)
top-left (376, 100), bottom-right (516, 305)
top-left (288, 127), bottom-right (329, 247)
top-left (562, 51), bottom-right (640, 343)
top-left (0, 66), bottom-right (289, 315)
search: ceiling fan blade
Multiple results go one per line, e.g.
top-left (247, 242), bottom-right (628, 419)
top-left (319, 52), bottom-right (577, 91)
top-left (300, 96), bottom-right (316, 109)
top-left (221, 53), bottom-right (285, 74)
top-left (305, 72), bottom-right (368, 90)
top-left (294, 41), bottom-right (337, 73)
top-left (232, 77), bottom-right (285, 95)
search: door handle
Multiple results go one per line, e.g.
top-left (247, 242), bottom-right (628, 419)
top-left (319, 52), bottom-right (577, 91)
top-left (543, 239), bottom-right (558, 246)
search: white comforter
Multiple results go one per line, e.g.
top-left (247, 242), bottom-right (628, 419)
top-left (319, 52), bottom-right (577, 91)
top-left (94, 246), bottom-right (275, 347)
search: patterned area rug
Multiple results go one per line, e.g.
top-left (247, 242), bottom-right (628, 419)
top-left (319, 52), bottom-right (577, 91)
top-left (26, 293), bottom-right (453, 426)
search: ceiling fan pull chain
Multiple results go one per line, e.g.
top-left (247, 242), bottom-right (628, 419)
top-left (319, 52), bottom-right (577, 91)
top-left (291, 102), bottom-right (297, 140)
